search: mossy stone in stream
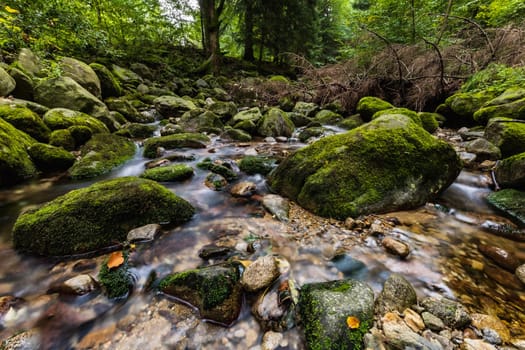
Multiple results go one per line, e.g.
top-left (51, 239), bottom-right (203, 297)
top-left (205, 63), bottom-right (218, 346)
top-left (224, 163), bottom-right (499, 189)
top-left (337, 114), bottom-right (364, 130)
top-left (356, 96), bottom-right (393, 121)
top-left (143, 133), bottom-right (210, 158)
top-left (69, 133), bottom-right (136, 179)
top-left (0, 118), bottom-right (37, 187)
top-left (484, 117), bottom-right (525, 158)
top-left (268, 115), bottom-right (461, 219)
top-left (159, 263), bottom-right (242, 325)
top-left (140, 164), bottom-right (194, 182)
top-left (27, 143), bottom-right (75, 172)
top-left (372, 108), bottom-right (422, 126)
top-left (495, 152), bottom-right (525, 189)
top-left (299, 279), bottom-right (374, 350)
top-left (418, 112), bottom-right (441, 133)
top-left (238, 155), bottom-right (275, 175)
top-left (98, 252), bottom-right (132, 299)
top-left (115, 123), bottom-right (156, 138)
top-left (49, 129), bottom-right (76, 151)
top-left (256, 107), bottom-right (295, 137)
top-left (197, 159), bottom-right (237, 181)
top-left (12, 176), bottom-right (195, 256)
top-left (43, 108), bottom-right (109, 134)
top-left (0, 105), bottom-right (51, 142)
top-left (487, 189), bottom-right (525, 227)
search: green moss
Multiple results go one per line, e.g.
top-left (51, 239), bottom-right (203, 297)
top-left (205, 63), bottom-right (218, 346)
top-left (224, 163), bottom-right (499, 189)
top-left (43, 108), bottom-right (109, 133)
top-left (0, 105), bottom-right (51, 142)
top-left (69, 133), bottom-right (136, 179)
top-left (473, 96), bottom-right (525, 125)
top-left (27, 143), bottom-right (75, 172)
top-left (89, 62), bottom-right (123, 98)
top-left (98, 251), bottom-right (132, 298)
top-left (487, 189), bottom-right (525, 227)
top-left (238, 155), bottom-right (275, 175)
top-left (115, 123), bottom-right (156, 139)
top-left (143, 133), bottom-right (210, 158)
top-left (485, 117), bottom-right (525, 157)
top-left (0, 118), bottom-right (37, 186)
top-left (418, 112), bottom-right (440, 133)
top-left (49, 129), bottom-right (76, 151)
top-left (356, 96), bottom-right (393, 121)
top-left (12, 176), bottom-right (195, 256)
top-left (221, 127), bottom-right (252, 141)
top-left (68, 125), bottom-right (92, 147)
top-left (140, 164), bottom-right (194, 182)
top-left (461, 63), bottom-right (525, 94)
top-left (197, 159), bottom-right (237, 181)
top-left (337, 115), bottom-right (364, 130)
top-left (372, 108), bottom-right (422, 126)
top-left (257, 107), bottom-right (295, 137)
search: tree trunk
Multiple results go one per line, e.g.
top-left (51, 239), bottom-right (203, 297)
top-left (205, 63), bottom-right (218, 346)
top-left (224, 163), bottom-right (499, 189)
top-left (198, 0), bottom-right (224, 75)
top-left (243, 1), bottom-right (254, 61)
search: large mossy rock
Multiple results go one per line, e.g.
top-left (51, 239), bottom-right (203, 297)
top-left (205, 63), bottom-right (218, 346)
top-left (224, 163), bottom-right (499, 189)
top-left (257, 107), bottom-right (295, 137)
top-left (8, 67), bottom-right (34, 100)
top-left (293, 101), bottom-right (319, 119)
top-left (207, 101), bottom-right (237, 121)
top-left (299, 279), bottom-right (374, 350)
top-left (0, 97), bottom-right (49, 115)
top-left (0, 118), bottom-right (37, 186)
top-left (111, 64), bottom-right (143, 87)
top-left (153, 95), bottom-right (197, 118)
top-left (160, 263), bottom-right (242, 325)
top-left (179, 109), bottom-right (224, 133)
top-left (495, 152), bottom-right (525, 189)
top-left (27, 143), bottom-right (75, 172)
top-left (12, 176), bottom-right (195, 256)
top-left (17, 48), bottom-right (43, 77)
top-left (0, 104), bottom-right (51, 142)
top-left (34, 76), bottom-right (109, 121)
top-left (105, 98), bottom-right (152, 123)
top-left (69, 133), bottom-right (136, 179)
top-left (60, 57), bottom-right (102, 98)
top-left (443, 90), bottom-right (496, 125)
top-left (484, 117), bottom-right (525, 158)
top-left (268, 115), bottom-right (461, 219)
top-left (43, 108), bottom-right (109, 134)
top-left (487, 189), bottom-right (525, 227)
top-left (356, 96), bottom-right (393, 121)
top-left (89, 63), bottom-right (123, 98)
top-left (473, 87), bottom-right (525, 124)
top-left (143, 133), bottom-right (210, 158)
top-left (140, 164), bottom-right (194, 182)
top-left (230, 107), bottom-right (263, 127)
top-left (0, 66), bottom-right (16, 97)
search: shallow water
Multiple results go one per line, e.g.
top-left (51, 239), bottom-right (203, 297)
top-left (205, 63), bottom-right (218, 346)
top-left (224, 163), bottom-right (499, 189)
top-left (0, 133), bottom-right (524, 349)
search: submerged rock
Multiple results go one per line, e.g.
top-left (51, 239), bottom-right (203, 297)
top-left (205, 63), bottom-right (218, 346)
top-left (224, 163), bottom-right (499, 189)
top-left (143, 133), bottom-right (210, 158)
top-left (269, 115), bottom-right (461, 219)
top-left (159, 263), bottom-right (242, 325)
top-left (487, 189), bottom-right (525, 227)
top-left (12, 177), bottom-right (195, 256)
top-left (299, 279), bottom-right (374, 350)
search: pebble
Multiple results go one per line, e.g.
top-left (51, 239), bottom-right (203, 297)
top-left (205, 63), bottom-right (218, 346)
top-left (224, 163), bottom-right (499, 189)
top-left (422, 311), bottom-right (446, 332)
top-left (262, 194), bottom-right (290, 222)
top-left (381, 236), bottom-right (410, 258)
top-left (275, 136), bottom-right (288, 142)
top-left (420, 297), bottom-right (471, 329)
top-left (262, 331), bottom-right (283, 350)
top-left (471, 313), bottom-right (510, 343)
top-left (403, 308), bottom-right (425, 332)
top-left (1, 328), bottom-right (41, 350)
top-left (127, 224), bottom-right (162, 242)
top-left (462, 338), bottom-right (498, 350)
top-left (49, 274), bottom-right (98, 295)
top-left (230, 181), bottom-right (257, 197)
top-left (516, 264), bottom-right (525, 285)
top-left (241, 255), bottom-right (280, 292)
top-left (381, 312), bottom-right (436, 349)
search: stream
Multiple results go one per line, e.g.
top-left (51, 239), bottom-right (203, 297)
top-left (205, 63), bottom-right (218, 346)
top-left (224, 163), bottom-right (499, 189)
top-left (0, 128), bottom-right (524, 349)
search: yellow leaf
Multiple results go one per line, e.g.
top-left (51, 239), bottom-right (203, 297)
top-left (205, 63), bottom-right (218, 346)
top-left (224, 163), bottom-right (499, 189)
top-left (346, 316), bottom-right (360, 329)
top-left (107, 251), bottom-right (124, 269)
top-left (235, 259), bottom-right (252, 268)
top-left (5, 6), bottom-right (19, 14)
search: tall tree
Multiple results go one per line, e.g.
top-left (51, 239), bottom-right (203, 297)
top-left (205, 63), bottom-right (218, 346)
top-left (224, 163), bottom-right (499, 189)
top-left (198, 0), bottom-right (225, 74)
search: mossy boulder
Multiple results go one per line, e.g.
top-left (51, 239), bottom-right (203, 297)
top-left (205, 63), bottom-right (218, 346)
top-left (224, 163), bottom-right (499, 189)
top-left (143, 133), bottom-right (210, 158)
top-left (69, 125), bottom-right (93, 147)
top-left (313, 109), bottom-right (343, 124)
top-left (257, 107), bottom-right (295, 137)
top-left (43, 108), bottom-right (109, 134)
top-left (443, 90), bottom-right (496, 125)
top-left (179, 109), bottom-right (224, 134)
top-left (418, 112), bottom-right (440, 133)
top-left (230, 107), bottom-right (263, 126)
top-left (0, 118), bottom-right (37, 186)
top-left (27, 143), bottom-right (75, 172)
top-left (105, 98), bottom-right (152, 123)
top-left (0, 97), bottom-right (49, 115)
top-left (0, 66), bottom-right (15, 97)
top-left (268, 115), bottom-right (461, 219)
top-left (140, 164), bottom-right (194, 182)
top-left (473, 94), bottom-right (525, 125)
top-left (16, 48), bottom-right (43, 77)
top-left (221, 127), bottom-right (252, 141)
top-left (8, 67), bottom-right (34, 100)
top-left (69, 133), bottom-right (136, 179)
top-left (484, 118), bottom-right (525, 158)
top-left (372, 108), bottom-right (422, 126)
top-left (115, 123), bottom-right (155, 138)
top-left (197, 159), bottom-right (237, 181)
top-left (293, 102), bottom-right (319, 119)
top-left (487, 189), bottom-right (525, 227)
top-left (495, 152), bottom-right (525, 189)
top-left (356, 96), bottom-right (393, 121)
top-left (299, 126), bottom-right (327, 142)
top-left (207, 101), bottom-right (237, 121)
top-left (338, 114), bottom-right (365, 130)
top-left (238, 155), bottom-right (275, 175)
top-left (111, 64), bottom-right (143, 87)
top-left (34, 76), bottom-right (109, 120)
top-left (12, 176), bottom-right (195, 256)
top-left (89, 63), bottom-right (123, 98)
top-left (299, 279), bottom-right (374, 350)
top-left (159, 263), bottom-right (242, 325)
top-left (60, 57), bottom-right (102, 98)
top-left (0, 104), bottom-right (51, 142)
top-left (153, 95), bottom-right (197, 118)
top-left (49, 129), bottom-right (76, 151)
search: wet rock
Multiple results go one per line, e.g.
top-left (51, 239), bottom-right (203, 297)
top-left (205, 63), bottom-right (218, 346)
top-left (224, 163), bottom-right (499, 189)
top-left (0, 296), bottom-right (24, 316)
top-left (471, 314), bottom-right (510, 344)
top-left (381, 237), bottom-right (410, 258)
top-left (257, 107), bottom-right (295, 138)
top-left (484, 117), bottom-right (525, 158)
top-left (13, 177), bottom-right (194, 256)
top-left (262, 331), bottom-right (284, 350)
top-left (127, 223), bottom-right (162, 242)
top-left (459, 152), bottom-right (477, 167)
top-left (420, 297), bottom-right (471, 329)
top-left (198, 244), bottom-right (237, 261)
top-left (140, 164), bottom-right (194, 182)
top-left (0, 66), bottom-right (15, 97)
top-left (478, 244), bottom-right (521, 272)
top-left (331, 254), bottom-right (368, 279)
top-left (495, 152), bottom-right (525, 189)
top-left (143, 133), bottom-right (210, 158)
top-left (153, 95), bottom-right (197, 118)
top-left (464, 138), bottom-right (501, 161)
top-left (205, 173), bottom-right (228, 191)
top-left (375, 273), bottom-right (417, 316)
top-left (159, 263), bottom-right (242, 325)
top-left (381, 312), bottom-right (438, 349)
top-left (197, 158), bottom-right (238, 181)
top-left (487, 189), bottom-right (525, 227)
top-left (230, 181), bottom-right (257, 197)
top-left (268, 115), bottom-right (461, 219)
top-left (241, 255), bottom-right (280, 292)
top-left (252, 279), bottom-right (296, 332)
top-left (299, 279), bottom-right (374, 350)
top-left (422, 311), bottom-right (446, 331)
top-left (262, 194), bottom-right (290, 222)
top-left (404, 308), bottom-right (425, 332)
top-left (461, 338), bottom-right (498, 350)
top-left (49, 274), bottom-right (98, 295)
top-left (356, 96), bottom-right (393, 121)
top-left (516, 264), bottom-right (525, 285)
top-left (238, 155), bottom-right (275, 175)
top-left (1, 328), bottom-right (41, 350)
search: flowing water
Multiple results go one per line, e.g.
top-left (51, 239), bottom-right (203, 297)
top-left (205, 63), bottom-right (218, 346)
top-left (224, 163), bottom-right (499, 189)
top-left (0, 130), bottom-right (524, 349)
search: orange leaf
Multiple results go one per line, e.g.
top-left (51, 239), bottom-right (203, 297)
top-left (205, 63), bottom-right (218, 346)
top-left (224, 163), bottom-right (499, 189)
top-left (346, 316), bottom-right (360, 329)
top-left (107, 251), bottom-right (124, 269)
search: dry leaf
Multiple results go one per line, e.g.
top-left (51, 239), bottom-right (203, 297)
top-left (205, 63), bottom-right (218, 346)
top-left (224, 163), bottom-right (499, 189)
top-left (237, 259), bottom-right (252, 268)
top-left (346, 316), bottom-right (360, 329)
top-left (107, 251), bottom-right (124, 269)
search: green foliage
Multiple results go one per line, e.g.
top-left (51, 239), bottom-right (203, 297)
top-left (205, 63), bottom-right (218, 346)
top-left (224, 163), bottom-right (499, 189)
top-left (461, 64), bottom-right (525, 94)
